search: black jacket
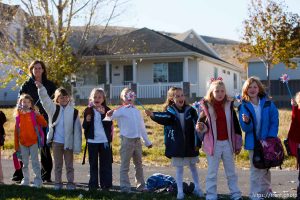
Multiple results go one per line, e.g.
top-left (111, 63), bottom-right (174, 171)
top-left (19, 78), bottom-right (57, 120)
top-left (150, 105), bottom-right (201, 158)
top-left (82, 106), bottom-right (113, 143)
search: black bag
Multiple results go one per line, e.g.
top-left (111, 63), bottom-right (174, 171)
top-left (0, 111), bottom-right (7, 147)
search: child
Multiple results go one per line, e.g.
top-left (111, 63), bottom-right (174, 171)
top-left (0, 110), bottom-right (7, 184)
top-left (14, 94), bottom-right (47, 187)
top-left (106, 87), bottom-right (152, 193)
top-left (287, 92), bottom-right (300, 198)
top-left (238, 76), bottom-right (279, 199)
top-left (196, 80), bottom-right (242, 200)
top-left (36, 82), bottom-right (82, 190)
top-left (145, 87), bottom-right (203, 200)
top-left (82, 88), bottom-right (113, 190)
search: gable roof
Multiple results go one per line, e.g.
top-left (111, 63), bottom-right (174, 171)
top-left (90, 27), bottom-right (225, 62)
top-left (173, 29), bottom-right (220, 58)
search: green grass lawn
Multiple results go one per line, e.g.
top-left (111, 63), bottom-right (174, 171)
top-left (0, 105), bottom-right (297, 169)
top-left (0, 184), bottom-right (296, 200)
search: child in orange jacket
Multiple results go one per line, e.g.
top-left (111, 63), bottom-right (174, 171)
top-left (14, 94), bottom-right (47, 187)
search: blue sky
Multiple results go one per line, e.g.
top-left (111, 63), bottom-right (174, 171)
top-left (111, 0), bottom-right (300, 41)
top-left (3, 0), bottom-right (300, 41)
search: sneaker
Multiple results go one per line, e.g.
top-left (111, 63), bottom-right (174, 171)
top-left (20, 180), bottom-right (29, 186)
top-left (11, 176), bottom-right (23, 182)
top-left (66, 183), bottom-right (76, 190)
top-left (177, 192), bottom-right (185, 200)
top-left (136, 185), bottom-right (147, 192)
top-left (43, 179), bottom-right (52, 183)
top-left (54, 183), bottom-right (63, 190)
top-left (193, 189), bottom-right (204, 198)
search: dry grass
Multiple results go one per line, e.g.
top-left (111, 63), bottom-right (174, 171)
top-left (1, 105), bottom-right (297, 169)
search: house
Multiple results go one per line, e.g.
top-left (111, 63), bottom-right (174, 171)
top-left (247, 58), bottom-right (300, 107)
top-left (73, 27), bottom-right (242, 102)
top-left (0, 2), bottom-right (27, 106)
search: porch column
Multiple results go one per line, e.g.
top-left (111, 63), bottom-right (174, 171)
top-left (132, 59), bottom-right (137, 83)
top-left (183, 57), bottom-right (189, 82)
top-left (106, 60), bottom-right (110, 84)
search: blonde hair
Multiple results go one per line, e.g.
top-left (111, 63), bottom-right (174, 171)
top-left (53, 87), bottom-right (70, 104)
top-left (204, 80), bottom-right (228, 104)
top-left (89, 88), bottom-right (107, 106)
top-left (295, 92), bottom-right (300, 105)
top-left (120, 87), bottom-right (132, 101)
top-left (14, 94), bottom-right (38, 116)
top-left (242, 76), bottom-right (266, 101)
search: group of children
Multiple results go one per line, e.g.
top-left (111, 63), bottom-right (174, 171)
top-left (0, 76), bottom-right (299, 200)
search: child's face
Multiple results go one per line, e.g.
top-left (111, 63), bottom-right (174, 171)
top-left (122, 91), bottom-right (135, 105)
top-left (57, 95), bottom-right (69, 107)
top-left (212, 85), bottom-right (226, 101)
top-left (93, 91), bottom-right (104, 107)
top-left (21, 98), bottom-right (32, 110)
top-left (173, 90), bottom-right (185, 109)
top-left (247, 82), bottom-right (259, 99)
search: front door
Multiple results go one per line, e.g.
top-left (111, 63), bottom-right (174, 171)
top-left (123, 65), bottom-right (133, 84)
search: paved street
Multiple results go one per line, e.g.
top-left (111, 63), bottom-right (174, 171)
top-left (1, 158), bottom-right (298, 198)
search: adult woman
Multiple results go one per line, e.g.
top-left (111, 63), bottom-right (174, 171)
top-left (12, 60), bottom-right (57, 183)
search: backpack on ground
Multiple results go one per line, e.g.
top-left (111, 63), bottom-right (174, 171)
top-left (146, 173), bottom-right (176, 192)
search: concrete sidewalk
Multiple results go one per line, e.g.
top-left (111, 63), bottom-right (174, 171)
top-left (1, 159), bottom-right (298, 198)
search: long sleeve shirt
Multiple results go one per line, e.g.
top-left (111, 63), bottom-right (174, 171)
top-left (111, 106), bottom-right (151, 147)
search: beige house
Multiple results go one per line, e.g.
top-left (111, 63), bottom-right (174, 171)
top-left (74, 28), bottom-right (242, 101)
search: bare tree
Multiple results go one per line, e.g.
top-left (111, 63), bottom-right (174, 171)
top-left (0, 0), bottom-right (127, 86)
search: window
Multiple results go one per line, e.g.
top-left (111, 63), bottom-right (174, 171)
top-left (154, 63), bottom-right (168, 82)
top-left (234, 73), bottom-right (237, 89)
top-left (153, 62), bottom-right (183, 83)
top-left (222, 69), bottom-right (226, 74)
top-left (227, 71), bottom-right (230, 75)
top-left (214, 67), bottom-right (218, 79)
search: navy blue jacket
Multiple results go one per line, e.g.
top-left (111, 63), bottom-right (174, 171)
top-left (150, 105), bottom-right (201, 158)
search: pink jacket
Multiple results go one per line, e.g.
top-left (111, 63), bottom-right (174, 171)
top-left (199, 100), bottom-right (242, 156)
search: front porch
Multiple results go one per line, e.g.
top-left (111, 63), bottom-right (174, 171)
top-left (72, 81), bottom-right (201, 104)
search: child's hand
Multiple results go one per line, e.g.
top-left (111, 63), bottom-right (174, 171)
top-left (35, 81), bottom-right (43, 88)
top-left (96, 105), bottom-right (105, 114)
top-left (291, 98), bottom-right (297, 106)
top-left (235, 149), bottom-right (242, 155)
top-left (242, 114), bottom-right (249, 123)
top-left (147, 144), bottom-right (153, 149)
top-left (196, 122), bottom-right (205, 132)
top-left (34, 110), bottom-right (40, 115)
top-left (106, 110), bottom-right (114, 117)
top-left (86, 114), bottom-right (91, 122)
top-left (144, 110), bottom-right (153, 117)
